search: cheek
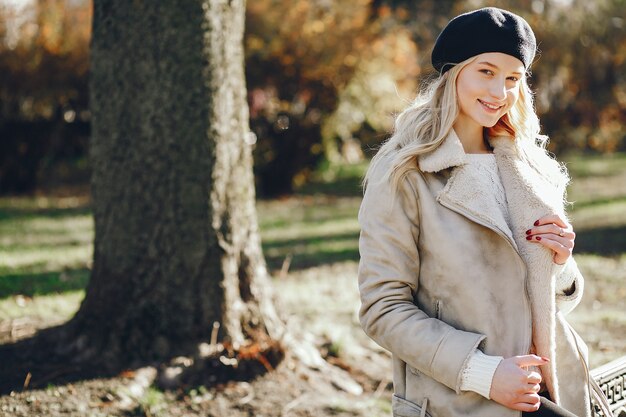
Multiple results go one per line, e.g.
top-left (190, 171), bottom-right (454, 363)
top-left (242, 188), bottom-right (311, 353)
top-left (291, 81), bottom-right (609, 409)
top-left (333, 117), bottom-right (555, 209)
top-left (457, 79), bottom-right (479, 106)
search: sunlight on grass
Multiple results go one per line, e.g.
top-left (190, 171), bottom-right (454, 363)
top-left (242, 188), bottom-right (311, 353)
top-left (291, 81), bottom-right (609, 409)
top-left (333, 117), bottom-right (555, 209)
top-left (261, 216), bottom-right (359, 242)
top-left (0, 246), bottom-right (92, 273)
top-left (1, 214), bottom-right (93, 234)
top-left (0, 195), bottom-right (93, 309)
top-left (0, 205), bottom-right (94, 275)
top-left (567, 254), bottom-right (626, 367)
top-left (565, 152), bottom-right (626, 178)
top-left (321, 396), bottom-right (392, 417)
top-left (258, 195), bottom-right (360, 229)
top-left (273, 261), bottom-right (374, 358)
top-left (0, 216), bottom-right (93, 248)
top-left (569, 200), bottom-right (626, 230)
top-left (565, 152), bottom-right (626, 207)
top-left (0, 290), bottom-right (84, 321)
top-left (0, 194), bottom-right (90, 212)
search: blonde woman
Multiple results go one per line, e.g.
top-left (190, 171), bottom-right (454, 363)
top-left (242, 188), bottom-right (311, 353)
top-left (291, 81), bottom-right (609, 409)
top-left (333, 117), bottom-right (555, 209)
top-left (357, 7), bottom-right (610, 417)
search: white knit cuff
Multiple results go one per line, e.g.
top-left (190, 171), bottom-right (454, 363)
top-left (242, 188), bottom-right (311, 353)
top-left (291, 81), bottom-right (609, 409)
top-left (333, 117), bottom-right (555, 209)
top-left (459, 350), bottom-right (503, 399)
top-left (554, 258), bottom-right (576, 296)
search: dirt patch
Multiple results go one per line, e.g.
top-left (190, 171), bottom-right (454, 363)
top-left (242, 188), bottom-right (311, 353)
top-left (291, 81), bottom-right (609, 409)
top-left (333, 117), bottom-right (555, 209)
top-left (0, 261), bottom-right (394, 417)
top-left (0, 340), bottom-right (392, 417)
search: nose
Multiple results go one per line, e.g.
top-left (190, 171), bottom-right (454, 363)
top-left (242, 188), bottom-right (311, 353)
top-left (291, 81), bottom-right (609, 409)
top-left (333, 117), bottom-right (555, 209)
top-left (489, 78), bottom-right (507, 101)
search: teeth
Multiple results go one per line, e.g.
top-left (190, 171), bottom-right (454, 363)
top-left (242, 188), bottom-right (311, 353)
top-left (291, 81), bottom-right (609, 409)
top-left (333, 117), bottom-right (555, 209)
top-left (480, 100), bottom-right (501, 110)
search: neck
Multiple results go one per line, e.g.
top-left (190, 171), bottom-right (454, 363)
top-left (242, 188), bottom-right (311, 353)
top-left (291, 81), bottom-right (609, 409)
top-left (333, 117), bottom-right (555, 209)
top-left (453, 120), bottom-right (490, 154)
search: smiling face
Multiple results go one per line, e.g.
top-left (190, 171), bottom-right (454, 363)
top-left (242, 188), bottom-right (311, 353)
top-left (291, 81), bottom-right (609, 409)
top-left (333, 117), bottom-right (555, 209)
top-left (455, 52), bottom-right (525, 131)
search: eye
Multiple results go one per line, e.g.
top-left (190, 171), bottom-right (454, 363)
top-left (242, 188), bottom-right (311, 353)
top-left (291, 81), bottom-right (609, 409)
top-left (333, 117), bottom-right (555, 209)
top-left (480, 69), bottom-right (494, 76)
top-left (507, 76), bottom-right (520, 82)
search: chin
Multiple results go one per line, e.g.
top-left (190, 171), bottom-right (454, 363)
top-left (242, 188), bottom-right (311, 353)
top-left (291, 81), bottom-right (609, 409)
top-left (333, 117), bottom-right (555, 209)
top-left (475, 117), bottom-right (500, 128)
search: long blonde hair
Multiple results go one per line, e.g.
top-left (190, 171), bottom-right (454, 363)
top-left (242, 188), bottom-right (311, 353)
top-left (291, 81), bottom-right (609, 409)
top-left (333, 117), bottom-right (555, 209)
top-left (363, 55), bottom-right (565, 193)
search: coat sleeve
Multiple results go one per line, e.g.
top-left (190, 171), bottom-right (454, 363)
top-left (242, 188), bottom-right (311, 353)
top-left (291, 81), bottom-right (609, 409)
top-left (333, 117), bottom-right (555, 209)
top-left (357, 165), bottom-right (486, 394)
top-left (554, 256), bottom-right (584, 316)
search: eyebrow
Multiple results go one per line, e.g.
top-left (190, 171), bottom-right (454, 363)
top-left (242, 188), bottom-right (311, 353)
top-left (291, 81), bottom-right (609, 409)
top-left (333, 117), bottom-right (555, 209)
top-left (477, 61), bottom-right (523, 76)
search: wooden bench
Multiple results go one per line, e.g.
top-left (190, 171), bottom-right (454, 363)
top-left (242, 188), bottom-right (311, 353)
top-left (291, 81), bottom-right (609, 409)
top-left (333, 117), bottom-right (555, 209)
top-left (591, 356), bottom-right (626, 417)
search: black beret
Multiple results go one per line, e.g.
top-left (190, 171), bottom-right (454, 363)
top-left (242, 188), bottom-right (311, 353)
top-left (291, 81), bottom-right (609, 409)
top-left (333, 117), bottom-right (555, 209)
top-left (431, 7), bottom-right (536, 74)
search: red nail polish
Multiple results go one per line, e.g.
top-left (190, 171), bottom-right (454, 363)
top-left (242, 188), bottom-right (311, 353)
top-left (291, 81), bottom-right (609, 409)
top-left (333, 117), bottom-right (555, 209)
top-left (526, 236), bottom-right (532, 240)
top-left (526, 229), bottom-right (531, 235)
top-left (534, 220), bottom-right (540, 226)
top-left (536, 236), bottom-right (542, 241)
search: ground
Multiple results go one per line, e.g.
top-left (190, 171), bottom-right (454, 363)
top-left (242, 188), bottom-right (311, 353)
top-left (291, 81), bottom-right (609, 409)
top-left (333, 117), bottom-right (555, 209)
top-left (0, 261), bottom-right (394, 417)
top-left (1, 154), bottom-right (625, 417)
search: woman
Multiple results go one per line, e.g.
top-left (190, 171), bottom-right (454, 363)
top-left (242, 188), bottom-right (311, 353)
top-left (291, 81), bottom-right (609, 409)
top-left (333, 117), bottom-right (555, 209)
top-left (357, 7), bottom-right (608, 417)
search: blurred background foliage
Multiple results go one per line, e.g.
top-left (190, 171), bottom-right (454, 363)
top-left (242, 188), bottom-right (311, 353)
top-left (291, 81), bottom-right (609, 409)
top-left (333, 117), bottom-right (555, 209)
top-left (0, 0), bottom-right (625, 196)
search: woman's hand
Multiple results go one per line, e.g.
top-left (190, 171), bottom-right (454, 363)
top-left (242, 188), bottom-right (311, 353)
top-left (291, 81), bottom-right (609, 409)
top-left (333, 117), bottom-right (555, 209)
top-left (525, 214), bottom-right (575, 265)
top-left (490, 355), bottom-right (549, 412)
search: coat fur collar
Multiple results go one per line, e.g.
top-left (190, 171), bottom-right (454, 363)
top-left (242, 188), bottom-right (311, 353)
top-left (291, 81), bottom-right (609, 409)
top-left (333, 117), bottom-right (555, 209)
top-left (417, 128), bottom-right (467, 173)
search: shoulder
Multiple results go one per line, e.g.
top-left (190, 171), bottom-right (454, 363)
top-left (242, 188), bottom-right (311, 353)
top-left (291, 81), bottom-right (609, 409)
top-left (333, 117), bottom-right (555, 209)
top-left (360, 152), bottom-right (422, 221)
top-left (365, 151), bottom-right (395, 183)
top-left (364, 152), bottom-right (422, 199)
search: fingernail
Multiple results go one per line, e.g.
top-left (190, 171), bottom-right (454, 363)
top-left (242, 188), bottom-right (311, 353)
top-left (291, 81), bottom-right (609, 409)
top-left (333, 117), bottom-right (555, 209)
top-left (526, 236), bottom-right (532, 241)
top-left (526, 229), bottom-right (532, 235)
top-left (534, 220), bottom-right (540, 226)
top-left (541, 356), bottom-right (550, 362)
top-left (536, 236), bottom-right (542, 241)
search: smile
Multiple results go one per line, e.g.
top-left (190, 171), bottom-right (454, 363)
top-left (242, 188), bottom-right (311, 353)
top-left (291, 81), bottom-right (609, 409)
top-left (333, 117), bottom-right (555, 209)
top-left (478, 99), bottom-right (504, 111)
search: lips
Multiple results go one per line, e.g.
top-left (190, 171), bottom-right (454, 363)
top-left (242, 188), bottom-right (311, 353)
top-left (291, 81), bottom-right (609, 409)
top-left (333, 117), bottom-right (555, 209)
top-left (478, 99), bottom-right (504, 111)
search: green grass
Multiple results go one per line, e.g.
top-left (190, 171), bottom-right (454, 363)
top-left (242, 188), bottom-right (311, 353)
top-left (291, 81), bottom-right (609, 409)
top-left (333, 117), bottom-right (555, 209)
top-left (0, 194), bottom-right (93, 302)
top-left (0, 153), bottom-right (624, 368)
top-left (0, 269), bottom-right (90, 299)
top-left (0, 290), bottom-right (85, 321)
top-left (563, 152), bottom-right (626, 178)
top-left (294, 160), bottom-right (369, 197)
top-left (564, 152), bottom-right (626, 206)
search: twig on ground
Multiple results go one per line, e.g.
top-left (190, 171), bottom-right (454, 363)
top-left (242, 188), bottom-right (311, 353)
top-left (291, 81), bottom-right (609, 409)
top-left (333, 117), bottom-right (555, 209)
top-left (373, 377), bottom-right (389, 398)
top-left (23, 372), bottom-right (32, 389)
top-left (279, 254), bottom-right (293, 279)
top-left (281, 392), bottom-right (308, 416)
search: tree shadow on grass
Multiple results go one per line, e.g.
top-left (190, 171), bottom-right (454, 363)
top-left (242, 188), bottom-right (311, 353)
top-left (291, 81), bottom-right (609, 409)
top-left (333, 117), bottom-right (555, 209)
top-left (0, 268), bottom-right (90, 299)
top-left (573, 225), bottom-right (626, 256)
top-left (0, 205), bottom-right (92, 222)
top-left (259, 209), bottom-right (358, 230)
top-left (266, 248), bottom-right (360, 273)
top-left (294, 177), bottom-right (363, 198)
top-left (262, 231), bottom-right (360, 272)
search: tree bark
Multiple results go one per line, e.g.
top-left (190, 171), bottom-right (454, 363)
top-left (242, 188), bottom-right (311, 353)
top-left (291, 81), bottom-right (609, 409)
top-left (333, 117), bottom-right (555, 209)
top-left (72, 0), bottom-right (281, 366)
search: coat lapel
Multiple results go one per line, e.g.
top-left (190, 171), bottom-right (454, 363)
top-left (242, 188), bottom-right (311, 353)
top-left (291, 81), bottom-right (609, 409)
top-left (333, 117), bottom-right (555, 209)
top-left (418, 129), bottom-right (517, 250)
top-left (437, 163), bottom-right (518, 250)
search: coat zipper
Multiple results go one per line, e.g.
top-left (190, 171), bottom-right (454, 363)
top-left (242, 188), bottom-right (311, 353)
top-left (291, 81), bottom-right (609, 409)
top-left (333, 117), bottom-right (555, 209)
top-left (438, 197), bottom-right (533, 358)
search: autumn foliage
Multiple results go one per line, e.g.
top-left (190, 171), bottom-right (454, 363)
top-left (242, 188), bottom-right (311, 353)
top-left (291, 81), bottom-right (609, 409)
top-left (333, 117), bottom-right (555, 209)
top-left (1, 0), bottom-right (625, 195)
top-left (0, 0), bottom-right (91, 193)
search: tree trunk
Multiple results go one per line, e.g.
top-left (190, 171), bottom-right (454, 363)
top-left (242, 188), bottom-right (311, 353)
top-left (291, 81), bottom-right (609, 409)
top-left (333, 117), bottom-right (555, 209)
top-left (71, 0), bottom-right (281, 367)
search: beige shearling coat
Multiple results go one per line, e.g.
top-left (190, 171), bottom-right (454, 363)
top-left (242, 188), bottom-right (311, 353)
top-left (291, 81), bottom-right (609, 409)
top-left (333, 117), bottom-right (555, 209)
top-left (358, 129), bottom-right (591, 417)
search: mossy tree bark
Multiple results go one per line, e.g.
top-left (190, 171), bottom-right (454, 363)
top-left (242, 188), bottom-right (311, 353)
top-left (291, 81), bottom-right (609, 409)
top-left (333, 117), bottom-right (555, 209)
top-left (71, 0), bottom-right (281, 367)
